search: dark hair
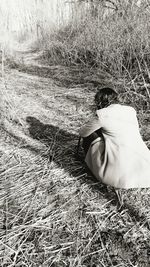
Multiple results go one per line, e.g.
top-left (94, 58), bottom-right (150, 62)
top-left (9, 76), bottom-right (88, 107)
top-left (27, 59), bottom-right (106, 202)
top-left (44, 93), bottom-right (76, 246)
top-left (95, 87), bottom-right (118, 109)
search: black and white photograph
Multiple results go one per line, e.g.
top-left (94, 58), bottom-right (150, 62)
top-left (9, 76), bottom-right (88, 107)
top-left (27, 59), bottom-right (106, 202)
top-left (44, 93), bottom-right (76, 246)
top-left (0, 0), bottom-right (150, 266)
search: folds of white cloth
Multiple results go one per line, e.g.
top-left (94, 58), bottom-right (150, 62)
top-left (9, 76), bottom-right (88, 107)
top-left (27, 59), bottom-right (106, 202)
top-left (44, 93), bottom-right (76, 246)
top-left (79, 104), bottom-right (150, 189)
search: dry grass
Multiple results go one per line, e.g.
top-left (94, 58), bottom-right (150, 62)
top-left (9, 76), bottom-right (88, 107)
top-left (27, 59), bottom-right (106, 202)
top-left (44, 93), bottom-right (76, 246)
top-left (0, 48), bottom-right (150, 266)
top-left (33, 1), bottom-right (150, 76)
top-left (0, 1), bottom-right (150, 266)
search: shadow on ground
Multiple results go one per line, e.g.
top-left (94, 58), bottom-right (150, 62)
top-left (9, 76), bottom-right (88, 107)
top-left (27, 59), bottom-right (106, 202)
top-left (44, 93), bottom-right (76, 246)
top-left (11, 60), bottom-right (113, 88)
top-left (25, 116), bottom-right (150, 231)
top-left (26, 116), bottom-right (118, 199)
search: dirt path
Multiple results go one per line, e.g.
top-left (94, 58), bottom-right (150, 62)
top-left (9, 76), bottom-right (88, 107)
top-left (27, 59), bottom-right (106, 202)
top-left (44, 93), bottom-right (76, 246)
top-left (1, 49), bottom-right (150, 267)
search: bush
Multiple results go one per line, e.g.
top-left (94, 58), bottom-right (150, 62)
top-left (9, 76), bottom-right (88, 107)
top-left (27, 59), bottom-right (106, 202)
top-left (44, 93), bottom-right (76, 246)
top-left (34, 1), bottom-right (150, 77)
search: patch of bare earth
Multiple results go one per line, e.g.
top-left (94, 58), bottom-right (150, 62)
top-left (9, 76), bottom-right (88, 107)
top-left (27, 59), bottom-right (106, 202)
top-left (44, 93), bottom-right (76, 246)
top-left (0, 49), bottom-right (150, 267)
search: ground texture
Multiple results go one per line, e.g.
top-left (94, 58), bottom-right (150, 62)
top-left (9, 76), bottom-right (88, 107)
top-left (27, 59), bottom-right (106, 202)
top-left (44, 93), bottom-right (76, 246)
top-left (0, 48), bottom-right (150, 267)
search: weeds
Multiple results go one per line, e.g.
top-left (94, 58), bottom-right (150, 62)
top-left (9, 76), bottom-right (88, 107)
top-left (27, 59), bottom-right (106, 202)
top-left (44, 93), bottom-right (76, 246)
top-left (0, 0), bottom-right (150, 266)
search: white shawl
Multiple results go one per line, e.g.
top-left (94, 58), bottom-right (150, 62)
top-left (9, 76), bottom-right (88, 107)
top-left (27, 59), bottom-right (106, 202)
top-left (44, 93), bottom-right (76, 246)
top-left (79, 104), bottom-right (150, 189)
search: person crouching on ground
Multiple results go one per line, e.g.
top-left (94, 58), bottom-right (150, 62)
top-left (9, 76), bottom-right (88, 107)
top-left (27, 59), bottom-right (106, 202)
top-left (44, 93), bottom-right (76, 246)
top-left (79, 87), bottom-right (150, 189)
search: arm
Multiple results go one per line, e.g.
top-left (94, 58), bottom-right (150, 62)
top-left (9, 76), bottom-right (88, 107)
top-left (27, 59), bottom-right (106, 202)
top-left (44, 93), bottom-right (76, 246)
top-left (79, 117), bottom-right (102, 138)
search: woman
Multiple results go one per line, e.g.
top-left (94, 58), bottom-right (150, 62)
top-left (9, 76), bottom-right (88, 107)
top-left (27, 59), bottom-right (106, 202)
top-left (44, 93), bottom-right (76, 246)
top-left (79, 88), bottom-right (150, 189)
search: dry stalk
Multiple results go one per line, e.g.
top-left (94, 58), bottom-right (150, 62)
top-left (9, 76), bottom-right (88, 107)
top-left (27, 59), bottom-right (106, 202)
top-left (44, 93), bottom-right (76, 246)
top-left (133, 51), bottom-right (150, 99)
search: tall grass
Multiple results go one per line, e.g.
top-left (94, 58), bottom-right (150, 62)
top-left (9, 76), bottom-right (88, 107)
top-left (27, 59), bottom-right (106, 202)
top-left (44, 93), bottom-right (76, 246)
top-left (20, 0), bottom-right (149, 107)
top-left (1, 1), bottom-right (150, 77)
top-left (1, 2), bottom-right (150, 266)
top-left (38, 1), bottom-right (150, 76)
top-left (0, 0), bottom-right (150, 129)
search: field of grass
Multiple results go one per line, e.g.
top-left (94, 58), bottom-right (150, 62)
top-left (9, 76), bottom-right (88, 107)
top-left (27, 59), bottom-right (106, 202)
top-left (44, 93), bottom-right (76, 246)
top-left (0, 0), bottom-right (150, 266)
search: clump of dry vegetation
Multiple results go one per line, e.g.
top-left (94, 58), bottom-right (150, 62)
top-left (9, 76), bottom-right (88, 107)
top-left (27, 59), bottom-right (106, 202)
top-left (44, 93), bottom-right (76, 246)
top-left (37, 1), bottom-right (150, 74)
top-left (0, 0), bottom-right (150, 266)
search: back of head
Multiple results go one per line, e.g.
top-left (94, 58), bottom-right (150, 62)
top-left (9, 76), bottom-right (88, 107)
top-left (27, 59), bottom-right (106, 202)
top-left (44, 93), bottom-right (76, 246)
top-left (95, 87), bottom-right (118, 109)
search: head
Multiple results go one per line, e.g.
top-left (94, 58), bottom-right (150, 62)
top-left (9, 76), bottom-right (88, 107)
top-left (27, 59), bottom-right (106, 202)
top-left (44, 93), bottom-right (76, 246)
top-left (94, 87), bottom-right (119, 109)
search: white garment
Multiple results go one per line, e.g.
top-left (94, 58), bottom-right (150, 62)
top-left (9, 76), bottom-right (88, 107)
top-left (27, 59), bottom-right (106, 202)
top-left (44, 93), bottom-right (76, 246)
top-left (79, 104), bottom-right (150, 189)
